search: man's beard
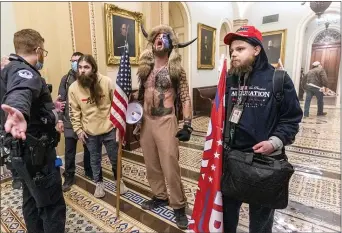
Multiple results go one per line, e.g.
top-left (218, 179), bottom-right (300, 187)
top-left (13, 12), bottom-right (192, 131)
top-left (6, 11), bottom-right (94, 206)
top-left (78, 73), bottom-right (96, 88)
top-left (152, 45), bottom-right (169, 57)
top-left (229, 56), bottom-right (255, 77)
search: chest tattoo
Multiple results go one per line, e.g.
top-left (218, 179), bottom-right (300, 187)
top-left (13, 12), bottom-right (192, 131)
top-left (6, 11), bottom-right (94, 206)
top-left (150, 67), bottom-right (173, 116)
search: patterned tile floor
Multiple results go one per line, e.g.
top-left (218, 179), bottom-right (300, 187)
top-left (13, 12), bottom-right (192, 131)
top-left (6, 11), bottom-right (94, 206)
top-left (0, 179), bottom-right (154, 233)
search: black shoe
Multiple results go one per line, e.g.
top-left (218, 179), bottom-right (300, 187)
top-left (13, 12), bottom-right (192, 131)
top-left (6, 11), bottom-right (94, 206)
top-left (174, 207), bottom-right (188, 230)
top-left (141, 197), bottom-right (169, 210)
top-left (12, 179), bottom-right (22, 190)
top-left (62, 175), bottom-right (75, 192)
top-left (317, 112), bottom-right (327, 116)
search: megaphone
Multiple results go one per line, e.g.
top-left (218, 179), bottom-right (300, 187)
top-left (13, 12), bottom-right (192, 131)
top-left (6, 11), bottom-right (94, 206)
top-left (126, 102), bottom-right (143, 124)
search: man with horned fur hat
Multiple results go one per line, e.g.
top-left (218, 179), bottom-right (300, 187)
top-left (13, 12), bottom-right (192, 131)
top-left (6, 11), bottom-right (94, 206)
top-left (135, 24), bottom-right (196, 229)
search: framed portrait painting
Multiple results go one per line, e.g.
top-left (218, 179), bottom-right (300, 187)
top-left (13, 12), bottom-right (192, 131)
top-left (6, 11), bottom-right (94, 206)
top-left (197, 23), bottom-right (216, 69)
top-left (104, 3), bottom-right (143, 65)
top-left (261, 29), bottom-right (287, 67)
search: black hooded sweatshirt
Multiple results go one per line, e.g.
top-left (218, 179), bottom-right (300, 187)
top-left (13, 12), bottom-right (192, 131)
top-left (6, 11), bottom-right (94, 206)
top-left (224, 37), bottom-right (303, 152)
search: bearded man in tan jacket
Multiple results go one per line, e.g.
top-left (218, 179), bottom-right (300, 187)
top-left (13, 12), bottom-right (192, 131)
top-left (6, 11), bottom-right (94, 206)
top-left (68, 54), bottom-right (128, 198)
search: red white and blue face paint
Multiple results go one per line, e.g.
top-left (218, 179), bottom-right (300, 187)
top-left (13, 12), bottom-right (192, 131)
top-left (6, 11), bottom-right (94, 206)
top-left (156, 33), bottom-right (170, 49)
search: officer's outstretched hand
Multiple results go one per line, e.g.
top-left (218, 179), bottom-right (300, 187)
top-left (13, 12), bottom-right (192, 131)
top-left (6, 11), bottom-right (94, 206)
top-left (1, 104), bottom-right (27, 140)
top-left (175, 125), bottom-right (193, 142)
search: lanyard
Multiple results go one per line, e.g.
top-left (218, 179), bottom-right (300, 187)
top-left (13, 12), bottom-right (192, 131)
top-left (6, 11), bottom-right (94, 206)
top-left (237, 73), bottom-right (249, 106)
top-left (228, 72), bottom-right (250, 145)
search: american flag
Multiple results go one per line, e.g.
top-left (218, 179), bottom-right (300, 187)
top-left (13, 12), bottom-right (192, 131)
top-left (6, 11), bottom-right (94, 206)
top-left (189, 58), bottom-right (227, 233)
top-left (110, 48), bottom-right (132, 139)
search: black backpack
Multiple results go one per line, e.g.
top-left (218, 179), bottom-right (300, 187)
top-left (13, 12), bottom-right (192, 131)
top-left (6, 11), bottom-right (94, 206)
top-left (273, 69), bottom-right (286, 108)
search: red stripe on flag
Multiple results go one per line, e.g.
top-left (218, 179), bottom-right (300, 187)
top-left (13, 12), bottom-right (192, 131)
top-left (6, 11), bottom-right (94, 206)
top-left (114, 90), bottom-right (128, 109)
top-left (111, 102), bottom-right (126, 124)
top-left (111, 88), bottom-right (129, 139)
top-left (110, 114), bottom-right (125, 137)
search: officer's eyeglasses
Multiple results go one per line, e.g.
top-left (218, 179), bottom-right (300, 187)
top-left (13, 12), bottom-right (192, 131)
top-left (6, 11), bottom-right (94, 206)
top-left (35, 47), bottom-right (48, 57)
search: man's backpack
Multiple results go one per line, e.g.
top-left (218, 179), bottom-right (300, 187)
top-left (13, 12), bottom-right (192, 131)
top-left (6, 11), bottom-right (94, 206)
top-left (273, 69), bottom-right (286, 108)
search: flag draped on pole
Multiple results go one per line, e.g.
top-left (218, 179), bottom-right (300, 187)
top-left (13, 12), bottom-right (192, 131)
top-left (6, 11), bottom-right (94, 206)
top-left (189, 58), bottom-right (227, 233)
top-left (110, 48), bottom-right (132, 139)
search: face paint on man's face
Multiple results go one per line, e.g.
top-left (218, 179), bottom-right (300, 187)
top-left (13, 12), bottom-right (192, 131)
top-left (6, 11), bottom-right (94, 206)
top-left (160, 34), bottom-right (170, 49)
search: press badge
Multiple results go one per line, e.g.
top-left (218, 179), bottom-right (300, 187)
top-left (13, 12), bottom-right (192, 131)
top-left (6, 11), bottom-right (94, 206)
top-left (229, 105), bottom-right (243, 124)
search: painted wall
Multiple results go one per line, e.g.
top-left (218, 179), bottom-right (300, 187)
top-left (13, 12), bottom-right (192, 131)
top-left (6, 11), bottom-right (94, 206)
top-left (9, 2), bottom-right (74, 156)
top-left (243, 2), bottom-right (341, 83)
top-left (186, 2), bottom-right (234, 88)
top-left (1, 2), bottom-right (16, 57)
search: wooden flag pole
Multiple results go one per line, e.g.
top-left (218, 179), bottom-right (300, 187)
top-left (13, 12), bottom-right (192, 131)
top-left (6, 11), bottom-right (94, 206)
top-left (116, 136), bottom-right (123, 218)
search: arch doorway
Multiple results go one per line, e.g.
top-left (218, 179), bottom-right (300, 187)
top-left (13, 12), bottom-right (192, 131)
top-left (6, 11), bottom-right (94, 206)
top-left (310, 29), bottom-right (341, 93)
top-left (169, 2), bottom-right (190, 78)
top-left (292, 6), bottom-right (340, 105)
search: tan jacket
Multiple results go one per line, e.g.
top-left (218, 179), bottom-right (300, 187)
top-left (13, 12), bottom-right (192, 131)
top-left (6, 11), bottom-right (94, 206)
top-left (68, 74), bottom-right (114, 136)
top-left (303, 66), bottom-right (328, 88)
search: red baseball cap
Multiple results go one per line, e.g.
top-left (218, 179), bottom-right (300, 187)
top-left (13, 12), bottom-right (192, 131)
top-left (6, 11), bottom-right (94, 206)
top-left (224, 26), bottom-right (263, 45)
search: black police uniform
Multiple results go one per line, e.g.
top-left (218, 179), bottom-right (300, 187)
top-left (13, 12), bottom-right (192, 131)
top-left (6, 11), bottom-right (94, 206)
top-left (0, 54), bottom-right (66, 233)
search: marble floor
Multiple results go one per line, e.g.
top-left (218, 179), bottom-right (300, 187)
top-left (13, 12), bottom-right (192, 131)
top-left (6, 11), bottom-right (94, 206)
top-left (1, 107), bottom-right (340, 232)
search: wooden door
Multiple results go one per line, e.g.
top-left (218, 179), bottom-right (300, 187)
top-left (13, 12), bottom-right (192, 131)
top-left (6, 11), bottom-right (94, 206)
top-left (311, 42), bottom-right (341, 92)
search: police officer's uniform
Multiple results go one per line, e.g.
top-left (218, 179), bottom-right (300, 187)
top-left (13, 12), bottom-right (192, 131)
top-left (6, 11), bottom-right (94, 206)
top-left (0, 54), bottom-right (66, 233)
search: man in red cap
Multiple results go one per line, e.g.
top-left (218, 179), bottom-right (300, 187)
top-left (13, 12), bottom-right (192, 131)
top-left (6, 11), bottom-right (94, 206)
top-left (221, 26), bottom-right (303, 232)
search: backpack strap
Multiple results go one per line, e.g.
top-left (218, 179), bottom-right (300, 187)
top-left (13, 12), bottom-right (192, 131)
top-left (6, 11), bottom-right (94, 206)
top-left (273, 69), bottom-right (285, 106)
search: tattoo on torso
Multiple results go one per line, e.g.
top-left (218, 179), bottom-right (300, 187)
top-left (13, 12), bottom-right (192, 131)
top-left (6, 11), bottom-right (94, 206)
top-left (144, 67), bottom-right (174, 117)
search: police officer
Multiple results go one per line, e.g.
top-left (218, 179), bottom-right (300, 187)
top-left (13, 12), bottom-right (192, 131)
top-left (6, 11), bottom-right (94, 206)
top-left (0, 29), bottom-right (66, 233)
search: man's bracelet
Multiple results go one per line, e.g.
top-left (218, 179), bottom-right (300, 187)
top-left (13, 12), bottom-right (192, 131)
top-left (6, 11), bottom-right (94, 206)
top-left (184, 118), bottom-right (192, 127)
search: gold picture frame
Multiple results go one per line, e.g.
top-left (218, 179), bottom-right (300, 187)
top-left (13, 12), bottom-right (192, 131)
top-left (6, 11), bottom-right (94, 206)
top-left (104, 3), bottom-right (143, 65)
top-left (197, 23), bottom-right (216, 69)
top-left (261, 29), bottom-right (287, 67)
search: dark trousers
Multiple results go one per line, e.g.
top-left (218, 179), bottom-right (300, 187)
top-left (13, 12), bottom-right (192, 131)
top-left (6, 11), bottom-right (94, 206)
top-left (6, 163), bottom-right (20, 180)
top-left (298, 86), bottom-right (304, 101)
top-left (64, 137), bottom-right (100, 178)
top-left (22, 181), bottom-right (66, 233)
top-left (86, 128), bottom-right (118, 182)
top-left (223, 196), bottom-right (275, 233)
top-left (304, 86), bottom-right (324, 117)
top-left (13, 148), bottom-right (66, 233)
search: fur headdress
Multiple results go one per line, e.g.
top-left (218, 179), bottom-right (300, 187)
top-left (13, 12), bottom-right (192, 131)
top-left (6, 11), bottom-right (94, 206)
top-left (137, 24), bottom-right (196, 82)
